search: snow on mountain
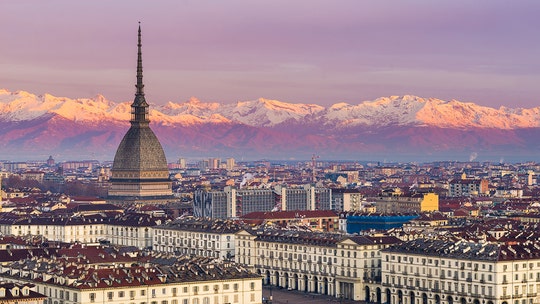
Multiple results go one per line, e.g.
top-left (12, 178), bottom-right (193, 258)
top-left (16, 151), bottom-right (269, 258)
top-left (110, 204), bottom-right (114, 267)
top-left (322, 95), bottom-right (427, 127)
top-left (222, 98), bottom-right (325, 127)
top-left (2, 89), bottom-right (540, 129)
top-left (159, 97), bottom-right (221, 117)
top-left (3, 89), bottom-right (540, 161)
top-left (416, 99), bottom-right (540, 129)
top-left (157, 97), bottom-right (231, 125)
top-left (0, 90), bottom-right (124, 122)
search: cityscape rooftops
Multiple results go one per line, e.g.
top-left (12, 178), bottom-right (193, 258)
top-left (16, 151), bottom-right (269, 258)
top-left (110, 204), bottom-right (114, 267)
top-left (383, 238), bottom-right (540, 261)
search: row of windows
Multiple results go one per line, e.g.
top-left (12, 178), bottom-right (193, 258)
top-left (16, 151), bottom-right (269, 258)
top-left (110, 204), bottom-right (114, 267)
top-left (253, 242), bottom-right (379, 257)
top-left (387, 254), bottom-right (540, 273)
top-left (156, 238), bottom-right (232, 249)
top-left (155, 230), bottom-right (231, 241)
top-left (41, 287), bottom-right (78, 302)
top-left (385, 275), bottom-right (495, 296)
top-left (90, 294), bottom-right (248, 304)
top-left (387, 254), bottom-right (495, 271)
top-left (90, 283), bottom-right (253, 300)
top-left (386, 264), bottom-right (495, 281)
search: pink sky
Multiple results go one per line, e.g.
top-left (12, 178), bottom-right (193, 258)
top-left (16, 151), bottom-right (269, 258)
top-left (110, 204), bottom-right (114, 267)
top-left (1, 0), bottom-right (540, 108)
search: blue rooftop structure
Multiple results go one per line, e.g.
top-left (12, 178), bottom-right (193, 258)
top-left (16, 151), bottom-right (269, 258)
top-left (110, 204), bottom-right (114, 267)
top-left (346, 214), bottom-right (419, 233)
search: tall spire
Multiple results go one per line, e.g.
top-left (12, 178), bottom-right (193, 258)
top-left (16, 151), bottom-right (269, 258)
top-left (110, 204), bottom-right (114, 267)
top-left (131, 22), bottom-right (149, 123)
top-left (136, 22), bottom-right (145, 98)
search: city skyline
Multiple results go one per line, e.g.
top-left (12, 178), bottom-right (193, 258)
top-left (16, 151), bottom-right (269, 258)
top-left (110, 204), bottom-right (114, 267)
top-left (2, 1), bottom-right (540, 108)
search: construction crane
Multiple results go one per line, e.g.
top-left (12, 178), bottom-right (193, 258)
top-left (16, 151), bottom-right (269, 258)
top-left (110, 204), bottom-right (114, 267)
top-left (311, 154), bottom-right (319, 183)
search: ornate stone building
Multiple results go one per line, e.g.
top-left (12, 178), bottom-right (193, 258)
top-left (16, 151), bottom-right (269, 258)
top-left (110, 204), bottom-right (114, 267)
top-left (153, 217), bottom-right (241, 259)
top-left (108, 25), bottom-right (173, 204)
top-left (0, 245), bottom-right (262, 304)
top-left (380, 238), bottom-right (540, 304)
top-left (235, 228), bottom-right (400, 301)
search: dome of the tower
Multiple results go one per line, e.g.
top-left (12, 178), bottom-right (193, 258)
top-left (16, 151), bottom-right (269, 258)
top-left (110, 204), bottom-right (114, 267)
top-left (112, 126), bottom-right (168, 173)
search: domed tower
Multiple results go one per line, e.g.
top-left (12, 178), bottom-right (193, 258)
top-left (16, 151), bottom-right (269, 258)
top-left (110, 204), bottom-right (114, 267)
top-left (108, 24), bottom-right (173, 204)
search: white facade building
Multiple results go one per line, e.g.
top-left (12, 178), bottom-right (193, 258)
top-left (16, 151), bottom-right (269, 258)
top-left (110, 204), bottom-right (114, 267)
top-left (153, 218), bottom-right (240, 259)
top-left (235, 228), bottom-right (400, 301)
top-left (0, 213), bottom-right (159, 248)
top-left (380, 238), bottom-right (540, 304)
top-left (0, 247), bottom-right (262, 304)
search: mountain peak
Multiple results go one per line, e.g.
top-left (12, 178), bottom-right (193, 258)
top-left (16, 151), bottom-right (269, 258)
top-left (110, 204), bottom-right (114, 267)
top-left (1, 89), bottom-right (540, 160)
top-left (1, 89), bottom-right (540, 129)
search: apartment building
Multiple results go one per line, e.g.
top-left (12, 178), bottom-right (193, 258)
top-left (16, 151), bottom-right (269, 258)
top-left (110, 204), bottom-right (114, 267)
top-left (0, 246), bottom-right (262, 304)
top-left (235, 228), bottom-right (400, 301)
top-left (380, 238), bottom-right (540, 304)
top-left (153, 217), bottom-right (240, 259)
top-left (241, 210), bottom-right (339, 232)
top-left (0, 213), bottom-right (160, 249)
top-left (194, 185), bottom-right (332, 219)
top-left (331, 188), bottom-right (364, 212)
top-left (369, 193), bottom-right (439, 213)
top-left (448, 178), bottom-right (489, 197)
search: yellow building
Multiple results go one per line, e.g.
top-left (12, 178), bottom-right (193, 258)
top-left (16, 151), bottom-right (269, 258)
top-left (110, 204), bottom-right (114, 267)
top-left (370, 193), bottom-right (439, 213)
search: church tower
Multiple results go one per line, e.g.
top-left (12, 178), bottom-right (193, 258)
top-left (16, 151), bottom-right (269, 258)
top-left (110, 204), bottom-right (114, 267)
top-left (108, 24), bottom-right (173, 205)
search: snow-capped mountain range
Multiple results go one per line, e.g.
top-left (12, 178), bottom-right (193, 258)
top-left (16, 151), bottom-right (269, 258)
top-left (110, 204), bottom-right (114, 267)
top-left (1, 88), bottom-right (540, 161)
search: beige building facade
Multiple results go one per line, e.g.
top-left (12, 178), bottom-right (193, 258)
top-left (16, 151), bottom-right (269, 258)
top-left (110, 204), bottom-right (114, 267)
top-left (235, 228), bottom-right (400, 301)
top-left (380, 239), bottom-right (540, 304)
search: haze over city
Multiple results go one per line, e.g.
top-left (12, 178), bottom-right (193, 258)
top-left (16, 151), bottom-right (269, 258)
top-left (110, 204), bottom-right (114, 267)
top-left (2, 0), bottom-right (540, 108)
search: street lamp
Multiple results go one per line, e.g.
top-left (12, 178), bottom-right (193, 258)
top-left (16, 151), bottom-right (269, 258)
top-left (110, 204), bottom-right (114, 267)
top-left (269, 285), bottom-right (273, 304)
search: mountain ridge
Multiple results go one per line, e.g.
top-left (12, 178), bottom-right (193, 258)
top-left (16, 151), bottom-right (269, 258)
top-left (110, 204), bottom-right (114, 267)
top-left (3, 89), bottom-right (540, 129)
top-left (1, 89), bottom-right (540, 161)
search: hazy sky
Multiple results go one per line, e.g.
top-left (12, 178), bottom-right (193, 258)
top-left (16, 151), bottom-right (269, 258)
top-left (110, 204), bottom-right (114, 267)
top-left (2, 0), bottom-right (540, 108)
